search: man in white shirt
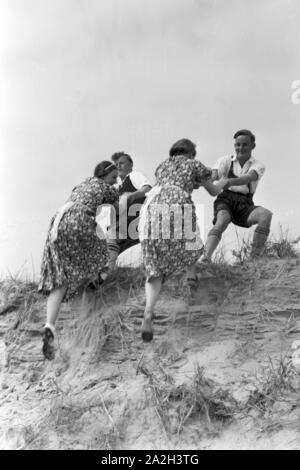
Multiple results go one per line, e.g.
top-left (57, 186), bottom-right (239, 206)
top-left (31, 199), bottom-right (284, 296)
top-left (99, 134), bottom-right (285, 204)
top-left (108, 152), bottom-right (152, 258)
top-left (202, 129), bottom-right (272, 261)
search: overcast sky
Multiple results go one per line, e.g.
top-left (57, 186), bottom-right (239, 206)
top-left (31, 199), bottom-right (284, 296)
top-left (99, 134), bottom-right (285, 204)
top-left (0, 0), bottom-right (300, 277)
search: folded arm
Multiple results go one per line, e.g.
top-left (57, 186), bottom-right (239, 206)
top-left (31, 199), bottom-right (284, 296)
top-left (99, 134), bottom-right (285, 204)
top-left (127, 185), bottom-right (152, 204)
top-left (225, 170), bottom-right (258, 189)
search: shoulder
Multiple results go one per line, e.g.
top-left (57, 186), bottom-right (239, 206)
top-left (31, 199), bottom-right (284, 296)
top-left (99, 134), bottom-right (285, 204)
top-left (86, 177), bottom-right (110, 191)
top-left (129, 170), bottom-right (151, 189)
top-left (192, 158), bottom-right (209, 170)
top-left (250, 157), bottom-right (265, 175)
top-left (215, 154), bottom-right (232, 166)
top-left (251, 157), bottom-right (265, 169)
top-left (193, 159), bottom-right (212, 181)
top-left (212, 155), bottom-right (232, 172)
top-left (78, 176), bottom-right (98, 188)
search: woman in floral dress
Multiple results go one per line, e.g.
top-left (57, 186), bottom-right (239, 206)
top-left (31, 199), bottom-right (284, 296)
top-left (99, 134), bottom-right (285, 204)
top-left (138, 139), bottom-right (228, 342)
top-left (39, 161), bottom-right (119, 359)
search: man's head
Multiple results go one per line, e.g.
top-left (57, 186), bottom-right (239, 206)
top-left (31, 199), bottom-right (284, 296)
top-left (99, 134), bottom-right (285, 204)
top-left (111, 152), bottom-right (133, 180)
top-left (233, 129), bottom-right (256, 160)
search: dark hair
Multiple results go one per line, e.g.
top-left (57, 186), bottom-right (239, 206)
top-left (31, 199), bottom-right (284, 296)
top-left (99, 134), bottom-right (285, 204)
top-left (169, 139), bottom-right (196, 158)
top-left (234, 129), bottom-right (256, 144)
top-left (111, 152), bottom-right (133, 165)
top-left (94, 161), bottom-right (117, 178)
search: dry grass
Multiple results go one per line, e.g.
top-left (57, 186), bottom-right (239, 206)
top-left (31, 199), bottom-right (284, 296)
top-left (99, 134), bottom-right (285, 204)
top-left (245, 355), bottom-right (299, 416)
top-left (264, 226), bottom-right (298, 259)
top-left (144, 364), bottom-right (237, 441)
top-left (232, 226), bottom-right (298, 264)
top-left (2, 236), bottom-right (299, 449)
top-left (0, 277), bottom-right (39, 317)
top-left (101, 266), bottom-right (145, 294)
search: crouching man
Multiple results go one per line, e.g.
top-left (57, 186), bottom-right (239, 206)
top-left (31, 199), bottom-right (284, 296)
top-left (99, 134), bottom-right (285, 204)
top-left (202, 129), bottom-right (272, 261)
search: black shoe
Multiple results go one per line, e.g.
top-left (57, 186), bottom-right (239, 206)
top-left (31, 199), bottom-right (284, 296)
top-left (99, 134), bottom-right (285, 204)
top-left (42, 327), bottom-right (55, 360)
top-left (88, 271), bottom-right (108, 290)
top-left (141, 315), bottom-right (154, 342)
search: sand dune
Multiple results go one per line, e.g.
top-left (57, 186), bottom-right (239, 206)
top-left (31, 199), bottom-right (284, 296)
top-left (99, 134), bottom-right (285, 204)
top-left (0, 255), bottom-right (300, 450)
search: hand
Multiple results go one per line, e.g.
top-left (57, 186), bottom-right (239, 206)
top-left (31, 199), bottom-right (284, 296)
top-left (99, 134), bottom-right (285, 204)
top-left (212, 177), bottom-right (230, 193)
top-left (222, 178), bottom-right (232, 190)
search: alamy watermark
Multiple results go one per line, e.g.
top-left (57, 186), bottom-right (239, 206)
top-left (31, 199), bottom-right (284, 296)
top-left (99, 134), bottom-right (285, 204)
top-left (96, 201), bottom-right (205, 250)
top-left (291, 80), bottom-right (300, 104)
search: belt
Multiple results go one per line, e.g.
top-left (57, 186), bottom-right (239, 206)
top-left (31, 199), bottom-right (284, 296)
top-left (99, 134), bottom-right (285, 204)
top-left (224, 189), bottom-right (252, 198)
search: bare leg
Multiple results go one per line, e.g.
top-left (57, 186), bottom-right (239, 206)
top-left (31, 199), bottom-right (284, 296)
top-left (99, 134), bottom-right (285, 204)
top-left (43, 284), bottom-right (67, 360)
top-left (247, 207), bottom-right (273, 257)
top-left (46, 284), bottom-right (67, 328)
top-left (203, 210), bottom-right (231, 260)
top-left (142, 276), bottom-right (162, 342)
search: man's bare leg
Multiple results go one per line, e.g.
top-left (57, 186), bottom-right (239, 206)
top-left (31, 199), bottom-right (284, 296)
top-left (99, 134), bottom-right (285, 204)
top-left (247, 207), bottom-right (273, 257)
top-left (202, 210), bottom-right (231, 261)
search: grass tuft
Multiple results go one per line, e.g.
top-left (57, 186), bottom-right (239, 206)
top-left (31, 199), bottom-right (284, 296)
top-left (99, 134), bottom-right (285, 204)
top-left (147, 364), bottom-right (237, 440)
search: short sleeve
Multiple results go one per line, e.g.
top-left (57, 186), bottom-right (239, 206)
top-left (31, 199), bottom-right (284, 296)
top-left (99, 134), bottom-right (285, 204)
top-left (103, 186), bottom-right (119, 205)
top-left (193, 160), bottom-right (212, 185)
top-left (129, 171), bottom-right (152, 190)
top-left (250, 161), bottom-right (265, 180)
top-left (212, 155), bottom-right (231, 178)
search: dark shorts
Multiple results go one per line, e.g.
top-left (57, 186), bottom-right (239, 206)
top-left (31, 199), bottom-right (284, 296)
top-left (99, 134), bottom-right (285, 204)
top-left (118, 237), bottom-right (140, 254)
top-left (116, 211), bottom-right (141, 254)
top-left (213, 190), bottom-right (258, 228)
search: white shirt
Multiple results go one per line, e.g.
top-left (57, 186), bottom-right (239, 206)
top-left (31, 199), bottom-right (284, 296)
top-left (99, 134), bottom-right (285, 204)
top-left (213, 155), bottom-right (265, 194)
top-left (116, 170), bottom-right (151, 190)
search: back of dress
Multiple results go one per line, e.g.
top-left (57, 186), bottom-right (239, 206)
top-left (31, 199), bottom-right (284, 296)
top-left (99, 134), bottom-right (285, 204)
top-left (155, 156), bottom-right (211, 194)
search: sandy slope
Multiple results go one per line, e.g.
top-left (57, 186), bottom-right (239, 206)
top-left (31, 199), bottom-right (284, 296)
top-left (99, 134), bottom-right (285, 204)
top-left (0, 256), bottom-right (300, 450)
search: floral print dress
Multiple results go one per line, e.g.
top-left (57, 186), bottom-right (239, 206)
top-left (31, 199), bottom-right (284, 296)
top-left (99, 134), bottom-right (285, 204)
top-left (38, 177), bottom-right (118, 300)
top-left (139, 156), bottom-right (211, 280)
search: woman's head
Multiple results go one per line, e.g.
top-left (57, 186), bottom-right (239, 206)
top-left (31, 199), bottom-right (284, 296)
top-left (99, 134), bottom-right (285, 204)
top-left (169, 139), bottom-right (197, 158)
top-left (94, 161), bottom-right (118, 185)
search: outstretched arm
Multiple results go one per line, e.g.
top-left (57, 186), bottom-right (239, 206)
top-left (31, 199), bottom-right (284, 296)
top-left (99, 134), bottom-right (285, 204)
top-left (210, 169), bottom-right (219, 182)
top-left (202, 178), bottom-right (229, 196)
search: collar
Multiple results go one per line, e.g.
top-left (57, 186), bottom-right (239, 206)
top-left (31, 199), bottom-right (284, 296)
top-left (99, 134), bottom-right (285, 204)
top-left (232, 154), bottom-right (255, 164)
top-left (117, 172), bottom-right (132, 187)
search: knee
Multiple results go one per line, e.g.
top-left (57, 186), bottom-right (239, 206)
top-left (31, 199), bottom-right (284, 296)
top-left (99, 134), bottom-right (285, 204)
top-left (215, 211), bottom-right (231, 231)
top-left (257, 209), bottom-right (273, 228)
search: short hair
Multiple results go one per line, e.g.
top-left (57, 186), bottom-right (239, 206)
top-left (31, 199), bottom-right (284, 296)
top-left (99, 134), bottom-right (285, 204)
top-left (169, 138), bottom-right (196, 157)
top-left (94, 161), bottom-right (117, 178)
top-left (234, 129), bottom-right (256, 144)
top-left (111, 152), bottom-right (133, 165)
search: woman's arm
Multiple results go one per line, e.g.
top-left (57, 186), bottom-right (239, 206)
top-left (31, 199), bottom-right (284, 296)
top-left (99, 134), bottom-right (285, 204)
top-left (210, 169), bottom-right (219, 182)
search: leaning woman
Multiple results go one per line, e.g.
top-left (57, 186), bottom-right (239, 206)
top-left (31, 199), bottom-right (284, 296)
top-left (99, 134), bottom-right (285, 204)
top-left (38, 161), bottom-right (119, 359)
top-left (138, 139), bottom-right (228, 342)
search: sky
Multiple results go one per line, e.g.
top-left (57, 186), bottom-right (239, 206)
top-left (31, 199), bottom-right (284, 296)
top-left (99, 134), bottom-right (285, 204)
top-left (0, 0), bottom-right (300, 278)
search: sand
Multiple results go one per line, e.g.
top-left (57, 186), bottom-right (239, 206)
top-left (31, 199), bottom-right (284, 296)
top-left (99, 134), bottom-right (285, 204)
top-left (0, 256), bottom-right (300, 450)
